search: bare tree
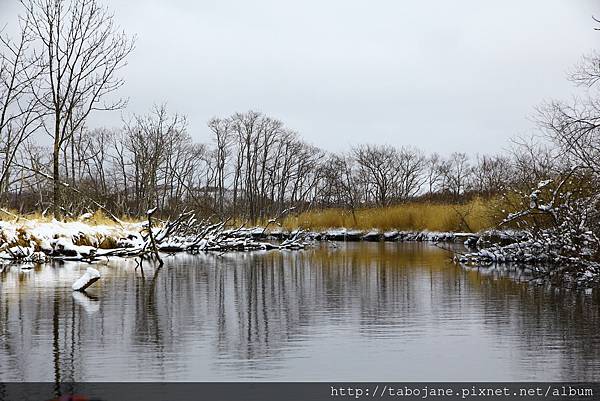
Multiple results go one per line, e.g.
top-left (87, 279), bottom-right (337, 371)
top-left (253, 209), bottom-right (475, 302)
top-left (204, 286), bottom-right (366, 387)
top-left (21, 0), bottom-right (134, 216)
top-left (0, 20), bottom-right (42, 198)
top-left (509, 136), bottom-right (560, 186)
top-left (471, 154), bottom-right (513, 196)
top-left (322, 153), bottom-right (359, 222)
top-left (352, 144), bottom-right (400, 207)
top-left (208, 117), bottom-right (231, 217)
top-left (396, 146), bottom-right (426, 199)
top-left (442, 152), bottom-right (471, 198)
top-left (425, 152), bottom-right (444, 195)
top-left (121, 104), bottom-right (187, 215)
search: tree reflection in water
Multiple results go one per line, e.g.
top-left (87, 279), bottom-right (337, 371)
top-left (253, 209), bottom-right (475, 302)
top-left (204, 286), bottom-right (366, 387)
top-left (0, 243), bottom-right (598, 381)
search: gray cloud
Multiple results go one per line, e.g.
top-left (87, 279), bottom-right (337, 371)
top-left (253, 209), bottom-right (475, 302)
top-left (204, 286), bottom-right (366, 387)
top-left (2, 0), bottom-right (599, 154)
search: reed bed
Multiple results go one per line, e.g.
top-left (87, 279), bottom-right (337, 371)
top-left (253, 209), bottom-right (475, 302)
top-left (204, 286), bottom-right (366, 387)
top-left (282, 198), bottom-right (499, 233)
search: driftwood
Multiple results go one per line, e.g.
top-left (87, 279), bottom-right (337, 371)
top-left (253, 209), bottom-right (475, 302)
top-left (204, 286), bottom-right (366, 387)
top-left (153, 212), bottom-right (312, 253)
top-left (142, 207), bottom-right (164, 266)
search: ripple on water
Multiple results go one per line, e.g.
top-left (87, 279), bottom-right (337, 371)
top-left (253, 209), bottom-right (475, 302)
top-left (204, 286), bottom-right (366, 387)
top-left (0, 242), bottom-right (598, 381)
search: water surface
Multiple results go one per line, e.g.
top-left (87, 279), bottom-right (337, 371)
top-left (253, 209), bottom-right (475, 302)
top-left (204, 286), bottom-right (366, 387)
top-left (0, 242), bottom-right (599, 381)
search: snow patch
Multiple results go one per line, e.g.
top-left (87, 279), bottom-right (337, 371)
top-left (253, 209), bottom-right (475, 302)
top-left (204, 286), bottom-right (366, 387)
top-left (72, 268), bottom-right (101, 291)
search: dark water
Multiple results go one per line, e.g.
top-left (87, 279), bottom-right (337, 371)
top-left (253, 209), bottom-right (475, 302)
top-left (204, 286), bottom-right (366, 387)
top-left (0, 242), bottom-right (599, 382)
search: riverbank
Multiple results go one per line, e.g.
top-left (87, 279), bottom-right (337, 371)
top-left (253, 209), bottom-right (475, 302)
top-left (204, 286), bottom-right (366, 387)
top-left (0, 207), bottom-right (485, 264)
top-left (0, 216), bottom-right (475, 261)
top-left (0, 218), bottom-right (143, 263)
top-left (0, 214), bottom-right (315, 264)
top-left (0, 216), bottom-right (598, 287)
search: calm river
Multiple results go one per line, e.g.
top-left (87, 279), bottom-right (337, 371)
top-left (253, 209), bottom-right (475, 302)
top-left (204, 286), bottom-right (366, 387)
top-left (0, 242), bottom-right (599, 381)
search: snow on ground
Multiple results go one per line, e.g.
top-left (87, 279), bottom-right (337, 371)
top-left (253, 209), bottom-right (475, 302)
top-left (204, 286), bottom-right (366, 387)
top-left (0, 219), bottom-right (145, 262)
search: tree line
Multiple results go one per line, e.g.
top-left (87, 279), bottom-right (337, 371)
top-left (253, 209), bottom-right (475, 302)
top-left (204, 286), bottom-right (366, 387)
top-left (0, 101), bottom-right (571, 223)
top-left (1, 0), bottom-right (599, 236)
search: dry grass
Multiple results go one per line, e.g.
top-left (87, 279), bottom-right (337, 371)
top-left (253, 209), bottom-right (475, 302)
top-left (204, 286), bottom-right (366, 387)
top-left (0, 198), bottom-right (503, 235)
top-left (0, 208), bottom-right (140, 226)
top-left (282, 198), bottom-right (500, 233)
top-left (85, 210), bottom-right (141, 225)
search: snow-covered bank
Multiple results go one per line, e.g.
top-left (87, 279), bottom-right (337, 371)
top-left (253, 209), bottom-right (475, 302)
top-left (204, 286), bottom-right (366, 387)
top-left (456, 233), bottom-right (600, 287)
top-left (247, 227), bottom-right (479, 243)
top-left (0, 219), bottom-right (144, 262)
top-left (0, 216), bottom-right (483, 264)
top-left (0, 216), bottom-right (313, 264)
top-left (2, 216), bottom-right (596, 287)
top-left (455, 176), bottom-right (600, 287)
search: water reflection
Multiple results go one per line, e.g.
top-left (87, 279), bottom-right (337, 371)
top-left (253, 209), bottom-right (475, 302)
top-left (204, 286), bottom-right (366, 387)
top-left (0, 243), bottom-right (598, 381)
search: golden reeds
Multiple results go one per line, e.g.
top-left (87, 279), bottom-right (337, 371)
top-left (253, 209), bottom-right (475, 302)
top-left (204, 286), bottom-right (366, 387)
top-left (282, 198), bottom-right (499, 232)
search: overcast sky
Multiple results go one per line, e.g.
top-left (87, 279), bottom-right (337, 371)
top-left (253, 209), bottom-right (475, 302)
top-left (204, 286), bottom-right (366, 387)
top-left (1, 0), bottom-right (599, 154)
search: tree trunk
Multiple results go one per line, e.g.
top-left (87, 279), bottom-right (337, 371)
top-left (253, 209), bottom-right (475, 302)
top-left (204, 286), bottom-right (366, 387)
top-left (53, 124), bottom-right (61, 218)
